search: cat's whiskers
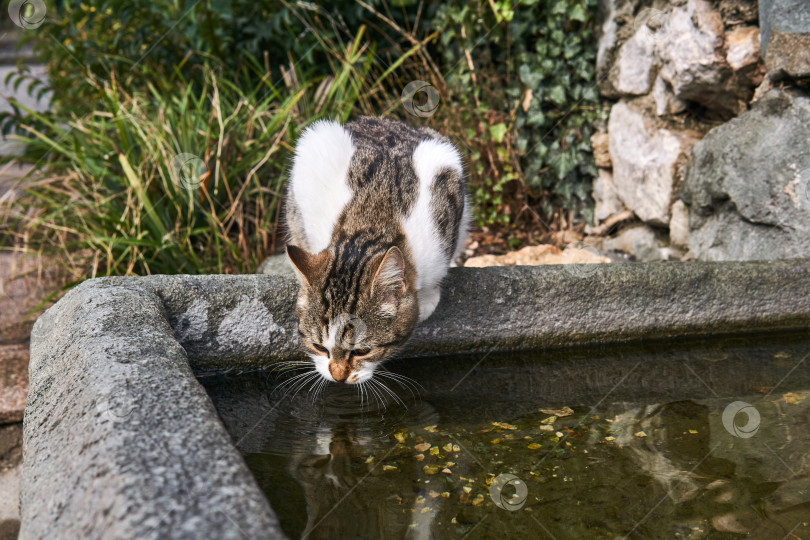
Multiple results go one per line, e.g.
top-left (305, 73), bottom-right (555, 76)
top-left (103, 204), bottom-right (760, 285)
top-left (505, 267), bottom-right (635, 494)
top-left (371, 377), bottom-right (405, 408)
top-left (274, 369), bottom-right (318, 398)
top-left (365, 380), bottom-right (387, 411)
top-left (356, 381), bottom-right (366, 409)
top-left (270, 359), bottom-right (314, 373)
top-left (310, 378), bottom-right (328, 403)
top-left (288, 371), bottom-right (321, 401)
top-left (375, 368), bottom-right (422, 396)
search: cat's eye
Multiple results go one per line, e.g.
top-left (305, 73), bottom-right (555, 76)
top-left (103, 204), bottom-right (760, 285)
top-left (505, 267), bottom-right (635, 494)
top-left (351, 347), bottom-right (372, 357)
top-left (312, 343), bottom-right (329, 354)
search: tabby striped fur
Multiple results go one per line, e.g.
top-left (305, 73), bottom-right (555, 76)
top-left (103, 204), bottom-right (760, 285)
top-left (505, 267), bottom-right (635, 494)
top-left (285, 117), bottom-right (468, 385)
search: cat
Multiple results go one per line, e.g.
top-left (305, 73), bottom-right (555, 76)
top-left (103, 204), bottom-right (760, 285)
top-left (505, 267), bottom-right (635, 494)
top-left (285, 116), bottom-right (469, 385)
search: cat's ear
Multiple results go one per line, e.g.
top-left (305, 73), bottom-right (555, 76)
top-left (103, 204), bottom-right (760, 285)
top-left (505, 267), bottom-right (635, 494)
top-left (372, 247), bottom-right (406, 314)
top-left (286, 245), bottom-right (325, 286)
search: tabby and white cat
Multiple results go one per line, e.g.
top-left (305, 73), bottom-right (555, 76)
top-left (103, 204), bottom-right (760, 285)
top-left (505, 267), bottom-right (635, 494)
top-left (285, 117), bottom-right (468, 385)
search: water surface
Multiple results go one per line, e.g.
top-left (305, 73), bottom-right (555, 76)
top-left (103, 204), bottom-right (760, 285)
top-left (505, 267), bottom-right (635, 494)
top-left (202, 333), bottom-right (810, 539)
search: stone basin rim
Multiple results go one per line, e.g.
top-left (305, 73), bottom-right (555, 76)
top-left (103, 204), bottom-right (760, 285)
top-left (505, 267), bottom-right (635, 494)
top-left (21, 259), bottom-right (810, 539)
top-left (57, 258), bottom-right (810, 371)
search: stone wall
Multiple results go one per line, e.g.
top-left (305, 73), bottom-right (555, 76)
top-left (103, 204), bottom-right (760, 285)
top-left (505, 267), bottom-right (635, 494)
top-left (593, 0), bottom-right (810, 261)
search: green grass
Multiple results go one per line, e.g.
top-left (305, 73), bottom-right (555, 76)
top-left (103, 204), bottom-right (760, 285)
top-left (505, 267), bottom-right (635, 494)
top-left (1, 31), bottom-right (402, 277)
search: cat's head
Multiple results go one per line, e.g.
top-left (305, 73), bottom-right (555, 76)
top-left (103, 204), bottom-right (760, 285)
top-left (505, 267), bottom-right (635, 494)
top-left (286, 244), bottom-right (419, 384)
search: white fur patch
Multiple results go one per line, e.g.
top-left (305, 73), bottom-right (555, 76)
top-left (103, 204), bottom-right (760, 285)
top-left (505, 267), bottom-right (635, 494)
top-left (324, 320), bottom-right (340, 356)
top-left (404, 139), bottom-right (464, 321)
top-left (290, 120), bottom-right (355, 253)
top-left (353, 365), bottom-right (375, 384)
top-left (312, 354), bottom-right (334, 382)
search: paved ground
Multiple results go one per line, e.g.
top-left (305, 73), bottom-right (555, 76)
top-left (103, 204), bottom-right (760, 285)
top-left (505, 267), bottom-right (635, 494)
top-left (0, 423), bottom-right (21, 540)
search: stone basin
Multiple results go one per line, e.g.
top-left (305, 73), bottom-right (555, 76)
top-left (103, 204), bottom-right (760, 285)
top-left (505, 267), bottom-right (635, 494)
top-left (20, 260), bottom-right (810, 538)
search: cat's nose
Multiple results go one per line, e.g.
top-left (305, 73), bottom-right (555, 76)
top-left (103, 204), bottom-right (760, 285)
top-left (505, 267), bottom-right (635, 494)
top-left (329, 362), bottom-right (351, 383)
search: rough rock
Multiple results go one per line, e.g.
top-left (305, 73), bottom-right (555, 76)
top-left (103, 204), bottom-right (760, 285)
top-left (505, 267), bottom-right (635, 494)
top-left (726, 25), bottom-right (761, 71)
top-left (608, 100), bottom-right (698, 225)
top-left (603, 224), bottom-right (662, 261)
top-left (23, 280), bottom-right (284, 539)
top-left (590, 131), bottom-right (612, 169)
top-left (463, 244), bottom-right (610, 268)
top-left (0, 344), bottom-right (27, 424)
top-left (760, 0), bottom-right (810, 79)
top-left (683, 90), bottom-right (810, 261)
top-left (655, 0), bottom-right (748, 116)
top-left (669, 199), bottom-right (690, 248)
top-left (719, 0), bottom-right (759, 25)
top-left (21, 261), bottom-right (810, 536)
top-left (549, 229), bottom-right (584, 245)
top-left (596, 0), bottom-right (658, 98)
top-left (652, 75), bottom-right (688, 116)
top-left (593, 169), bottom-right (625, 223)
top-left (257, 253), bottom-right (295, 277)
top-left (609, 25), bottom-right (658, 95)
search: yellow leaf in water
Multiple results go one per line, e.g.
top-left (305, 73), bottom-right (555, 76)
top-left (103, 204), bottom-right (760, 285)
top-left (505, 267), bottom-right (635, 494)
top-left (443, 443), bottom-right (454, 452)
top-left (784, 392), bottom-right (805, 405)
top-left (539, 406), bottom-right (574, 417)
top-left (540, 416), bottom-right (557, 425)
top-left (383, 465), bottom-right (398, 472)
top-left (452, 444), bottom-right (461, 452)
top-left (472, 494), bottom-right (485, 506)
top-left (415, 454), bottom-right (425, 461)
top-left (528, 443), bottom-right (542, 450)
top-left (492, 422), bottom-right (518, 430)
top-left (634, 431), bottom-right (647, 438)
top-left (424, 425), bottom-right (438, 433)
top-left (688, 430), bottom-right (698, 434)
top-left (414, 442), bottom-right (431, 453)
top-left (490, 438), bottom-right (503, 444)
top-left (429, 446), bottom-right (440, 456)
top-left (423, 465), bottom-right (440, 475)
top-left (394, 432), bottom-right (406, 443)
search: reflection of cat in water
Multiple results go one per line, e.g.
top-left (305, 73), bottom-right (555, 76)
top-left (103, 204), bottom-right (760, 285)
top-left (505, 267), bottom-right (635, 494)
top-left (289, 396), bottom-right (440, 540)
top-left (289, 423), bottom-right (440, 540)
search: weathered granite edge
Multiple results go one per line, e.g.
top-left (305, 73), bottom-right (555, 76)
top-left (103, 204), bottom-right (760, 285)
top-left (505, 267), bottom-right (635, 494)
top-left (22, 259), bottom-right (810, 537)
top-left (22, 280), bottom-right (283, 540)
top-left (72, 258), bottom-right (810, 371)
